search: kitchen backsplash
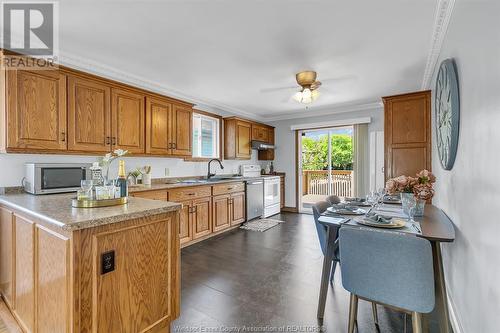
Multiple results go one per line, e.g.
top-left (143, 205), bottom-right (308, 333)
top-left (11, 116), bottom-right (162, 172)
top-left (0, 152), bottom-right (267, 187)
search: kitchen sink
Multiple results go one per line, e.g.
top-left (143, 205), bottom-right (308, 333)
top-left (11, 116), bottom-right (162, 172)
top-left (177, 176), bottom-right (243, 184)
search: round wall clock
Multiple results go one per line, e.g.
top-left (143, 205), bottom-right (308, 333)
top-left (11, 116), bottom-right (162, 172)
top-left (435, 58), bottom-right (460, 170)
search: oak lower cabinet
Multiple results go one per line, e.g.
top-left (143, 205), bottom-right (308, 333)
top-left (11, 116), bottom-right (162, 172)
top-left (212, 194), bottom-right (231, 232)
top-left (5, 69), bottom-right (67, 151)
top-left (0, 204), bottom-right (180, 333)
top-left (67, 75), bottom-right (112, 153)
top-left (230, 192), bottom-right (246, 225)
top-left (132, 182), bottom-right (246, 247)
top-left (0, 207), bottom-right (14, 308)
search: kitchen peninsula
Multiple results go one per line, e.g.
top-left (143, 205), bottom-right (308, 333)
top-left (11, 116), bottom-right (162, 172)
top-left (0, 190), bottom-right (181, 333)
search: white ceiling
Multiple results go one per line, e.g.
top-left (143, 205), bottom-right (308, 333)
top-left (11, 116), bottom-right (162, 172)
top-left (56, 0), bottom-right (437, 121)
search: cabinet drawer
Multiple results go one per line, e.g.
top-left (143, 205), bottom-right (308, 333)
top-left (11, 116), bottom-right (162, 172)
top-left (212, 182), bottom-right (245, 196)
top-left (131, 189), bottom-right (168, 201)
top-left (168, 186), bottom-right (211, 201)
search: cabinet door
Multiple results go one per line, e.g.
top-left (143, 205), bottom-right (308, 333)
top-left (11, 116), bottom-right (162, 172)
top-left (236, 121), bottom-right (251, 159)
top-left (171, 104), bottom-right (192, 156)
top-left (146, 97), bottom-right (172, 155)
top-left (178, 201), bottom-right (193, 245)
top-left (230, 192), bottom-right (246, 225)
top-left (192, 197), bottom-right (212, 239)
top-left (111, 88), bottom-right (145, 154)
top-left (212, 195), bottom-right (231, 232)
top-left (14, 214), bottom-right (35, 333)
top-left (6, 69), bottom-right (67, 150)
top-left (252, 124), bottom-right (269, 142)
top-left (0, 207), bottom-right (14, 308)
top-left (68, 76), bottom-right (111, 152)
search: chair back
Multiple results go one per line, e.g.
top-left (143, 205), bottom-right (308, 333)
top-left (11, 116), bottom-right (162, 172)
top-left (312, 201), bottom-right (331, 255)
top-left (339, 227), bottom-right (435, 313)
top-left (326, 195), bottom-right (341, 205)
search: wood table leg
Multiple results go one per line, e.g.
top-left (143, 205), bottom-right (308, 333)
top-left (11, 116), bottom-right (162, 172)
top-left (431, 241), bottom-right (452, 333)
top-left (317, 225), bottom-right (336, 319)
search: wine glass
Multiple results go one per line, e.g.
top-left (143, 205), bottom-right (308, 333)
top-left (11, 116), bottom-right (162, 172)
top-left (408, 200), bottom-right (417, 223)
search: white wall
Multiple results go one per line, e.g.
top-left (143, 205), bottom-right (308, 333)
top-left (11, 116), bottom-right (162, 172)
top-left (269, 107), bottom-right (383, 207)
top-left (430, 1), bottom-right (500, 332)
top-left (0, 151), bottom-right (263, 187)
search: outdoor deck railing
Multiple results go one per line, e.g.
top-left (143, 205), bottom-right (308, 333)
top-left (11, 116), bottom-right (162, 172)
top-left (303, 170), bottom-right (353, 198)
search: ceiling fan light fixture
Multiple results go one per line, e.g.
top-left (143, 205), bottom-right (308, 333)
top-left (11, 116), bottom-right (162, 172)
top-left (302, 87), bottom-right (312, 99)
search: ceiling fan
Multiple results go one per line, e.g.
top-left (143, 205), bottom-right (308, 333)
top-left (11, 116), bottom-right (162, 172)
top-left (292, 71), bottom-right (321, 104)
top-left (260, 71), bottom-right (356, 105)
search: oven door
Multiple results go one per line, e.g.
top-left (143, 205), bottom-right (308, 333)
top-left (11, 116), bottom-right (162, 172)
top-left (264, 178), bottom-right (280, 207)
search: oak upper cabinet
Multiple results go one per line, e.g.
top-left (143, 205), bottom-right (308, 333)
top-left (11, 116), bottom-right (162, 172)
top-left (383, 91), bottom-right (431, 180)
top-left (192, 197), bottom-right (212, 239)
top-left (146, 96), bottom-right (172, 155)
top-left (224, 117), bottom-right (252, 159)
top-left (111, 88), bottom-right (146, 154)
top-left (68, 76), bottom-right (112, 152)
top-left (6, 69), bottom-right (67, 151)
top-left (251, 124), bottom-right (269, 142)
top-left (212, 194), bottom-right (231, 232)
top-left (230, 191), bottom-right (245, 225)
top-left (257, 127), bottom-right (275, 160)
top-left (170, 104), bottom-right (192, 156)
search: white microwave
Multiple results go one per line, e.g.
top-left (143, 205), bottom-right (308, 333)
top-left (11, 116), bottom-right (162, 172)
top-left (23, 163), bottom-right (91, 195)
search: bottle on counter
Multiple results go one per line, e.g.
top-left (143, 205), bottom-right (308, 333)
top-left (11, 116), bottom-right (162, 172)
top-left (270, 161), bottom-right (274, 174)
top-left (90, 162), bottom-right (104, 186)
top-left (117, 160), bottom-right (128, 198)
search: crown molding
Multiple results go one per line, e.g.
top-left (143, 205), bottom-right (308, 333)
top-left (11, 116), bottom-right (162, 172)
top-left (57, 51), bottom-right (265, 122)
top-left (421, 0), bottom-right (456, 89)
top-left (262, 101), bottom-right (383, 122)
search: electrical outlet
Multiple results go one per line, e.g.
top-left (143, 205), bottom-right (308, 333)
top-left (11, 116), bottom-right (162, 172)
top-left (165, 167), bottom-right (170, 176)
top-left (101, 250), bottom-right (115, 275)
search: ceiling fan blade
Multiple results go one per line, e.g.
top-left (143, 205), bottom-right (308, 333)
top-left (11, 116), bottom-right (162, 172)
top-left (320, 75), bottom-right (358, 83)
top-left (260, 86), bottom-right (299, 93)
top-left (310, 81), bottom-right (322, 90)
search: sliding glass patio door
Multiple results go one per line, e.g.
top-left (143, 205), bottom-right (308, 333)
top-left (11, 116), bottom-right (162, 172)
top-left (298, 126), bottom-right (354, 213)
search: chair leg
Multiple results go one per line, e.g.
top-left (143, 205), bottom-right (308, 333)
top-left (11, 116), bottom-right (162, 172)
top-left (412, 312), bottom-right (423, 333)
top-left (371, 302), bottom-right (380, 331)
top-left (329, 260), bottom-right (337, 284)
top-left (348, 294), bottom-right (358, 333)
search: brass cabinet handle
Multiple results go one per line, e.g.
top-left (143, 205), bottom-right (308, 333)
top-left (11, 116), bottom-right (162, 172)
top-left (61, 132), bottom-right (66, 142)
top-left (112, 137), bottom-right (117, 145)
top-left (187, 193), bottom-right (195, 196)
top-left (168, 143), bottom-right (172, 149)
top-left (172, 143), bottom-right (177, 149)
top-left (106, 136), bottom-right (111, 145)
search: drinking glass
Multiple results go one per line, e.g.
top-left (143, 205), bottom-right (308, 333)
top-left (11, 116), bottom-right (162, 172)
top-left (80, 180), bottom-right (94, 200)
top-left (104, 180), bottom-right (116, 200)
top-left (408, 199), bottom-right (417, 222)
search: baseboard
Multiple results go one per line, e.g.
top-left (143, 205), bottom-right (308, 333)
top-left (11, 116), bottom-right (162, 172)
top-left (281, 206), bottom-right (298, 213)
top-left (447, 290), bottom-right (463, 333)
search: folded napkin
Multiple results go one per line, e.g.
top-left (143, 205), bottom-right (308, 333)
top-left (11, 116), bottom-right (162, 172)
top-left (332, 204), bottom-right (358, 212)
top-left (365, 212), bottom-right (393, 224)
top-left (345, 197), bottom-right (366, 202)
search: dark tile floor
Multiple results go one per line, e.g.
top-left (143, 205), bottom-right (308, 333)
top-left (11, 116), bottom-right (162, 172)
top-left (172, 212), bottom-right (409, 333)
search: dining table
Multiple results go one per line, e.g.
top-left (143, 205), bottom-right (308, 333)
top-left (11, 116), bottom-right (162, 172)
top-left (316, 203), bottom-right (455, 333)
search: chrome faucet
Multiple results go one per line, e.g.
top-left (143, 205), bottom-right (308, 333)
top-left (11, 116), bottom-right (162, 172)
top-left (207, 158), bottom-right (224, 179)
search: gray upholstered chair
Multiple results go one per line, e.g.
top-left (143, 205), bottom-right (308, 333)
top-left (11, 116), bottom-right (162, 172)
top-left (312, 201), bottom-right (338, 283)
top-left (325, 195), bottom-right (341, 205)
top-left (339, 227), bottom-right (435, 333)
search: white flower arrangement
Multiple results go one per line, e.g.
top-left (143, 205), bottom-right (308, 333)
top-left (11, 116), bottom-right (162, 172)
top-left (98, 149), bottom-right (129, 180)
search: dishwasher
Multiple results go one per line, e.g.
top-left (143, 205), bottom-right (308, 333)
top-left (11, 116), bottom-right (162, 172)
top-left (241, 164), bottom-right (264, 221)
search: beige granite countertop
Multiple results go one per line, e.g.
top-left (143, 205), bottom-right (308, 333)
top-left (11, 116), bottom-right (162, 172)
top-left (0, 192), bottom-right (181, 231)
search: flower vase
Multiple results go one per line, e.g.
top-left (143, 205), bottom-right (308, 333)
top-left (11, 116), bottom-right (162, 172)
top-left (400, 193), bottom-right (426, 216)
